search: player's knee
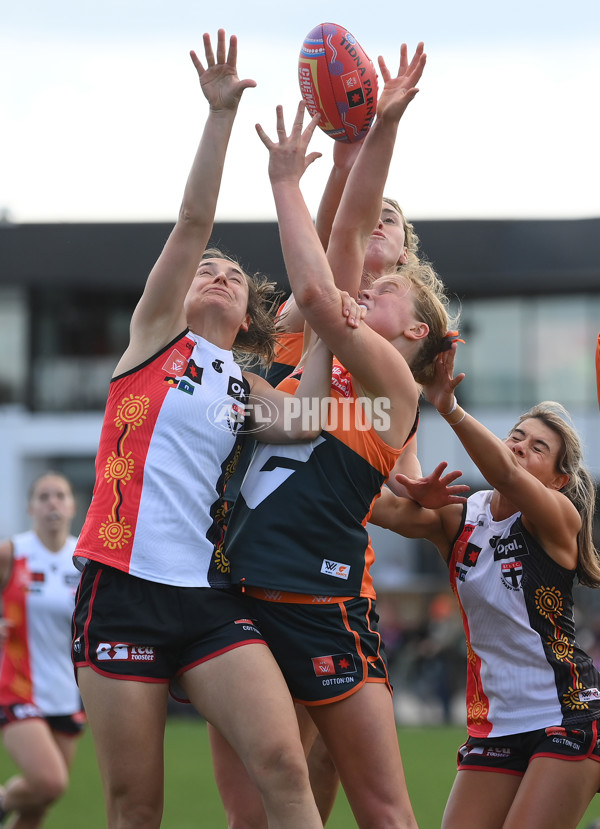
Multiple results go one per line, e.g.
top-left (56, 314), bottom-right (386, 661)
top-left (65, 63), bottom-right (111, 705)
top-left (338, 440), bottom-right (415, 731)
top-left (108, 799), bottom-right (163, 829)
top-left (29, 766), bottom-right (69, 805)
top-left (252, 741), bottom-right (311, 795)
top-left (308, 735), bottom-right (336, 776)
top-left (222, 804), bottom-right (268, 829)
top-left (105, 780), bottom-right (163, 828)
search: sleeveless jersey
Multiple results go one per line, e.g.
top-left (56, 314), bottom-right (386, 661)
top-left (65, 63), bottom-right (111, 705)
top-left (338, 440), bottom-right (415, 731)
top-left (0, 531), bottom-right (81, 715)
top-left (75, 331), bottom-right (249, 588)
top-left (227, 361), bottom-right (415, 598)
top-left (449, 489), bottom-right (600, 738)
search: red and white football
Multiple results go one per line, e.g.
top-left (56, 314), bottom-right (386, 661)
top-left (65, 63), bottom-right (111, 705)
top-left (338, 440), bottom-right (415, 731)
top-left (298, 22), bottom-right (378, 143)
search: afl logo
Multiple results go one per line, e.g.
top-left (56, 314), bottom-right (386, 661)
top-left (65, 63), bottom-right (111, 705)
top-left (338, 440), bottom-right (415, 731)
top-left (206, 395), bottom-right (279, 434)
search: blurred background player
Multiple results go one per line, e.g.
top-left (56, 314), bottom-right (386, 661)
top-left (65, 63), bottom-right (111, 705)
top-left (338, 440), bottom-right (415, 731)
top-left (0, 471), bottom-right (84, 828)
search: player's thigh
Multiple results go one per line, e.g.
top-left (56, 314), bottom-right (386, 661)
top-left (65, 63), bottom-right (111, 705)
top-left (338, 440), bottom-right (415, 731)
top-left (180, 643), bottom-right (301, 771)
top-left (51, 730), bottom-right (81, 771)
top-left (295, 703), bottom-right (319, 755)
top-left (441, 769), bottom-right (521, 829)
top-left (503, 756), bottom-right (600, 829)
top-left (208, 723), bottom-right (267, 829)
top-left (308, 683), bottom-right (409, 812)
top-left (76, 666), bottom-right (168, 797)
top-left (3, 718), bottom-right (67, 783)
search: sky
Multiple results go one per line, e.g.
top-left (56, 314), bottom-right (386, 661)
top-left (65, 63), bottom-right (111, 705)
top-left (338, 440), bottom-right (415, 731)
top-left (1, 0), bottom-right (599, 225)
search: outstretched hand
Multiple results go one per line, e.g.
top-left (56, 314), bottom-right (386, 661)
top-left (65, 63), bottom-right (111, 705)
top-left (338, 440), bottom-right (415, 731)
top-left (423, 340), bottom-right (466, 414)
top-left (394, 461), bottom-right (469, 508)
top-left (256, 101), bottom-right (322, 186)
top-left (376, 42), bottom-right (426, 125)
top-left (190, 29), bottom-right (257, 112)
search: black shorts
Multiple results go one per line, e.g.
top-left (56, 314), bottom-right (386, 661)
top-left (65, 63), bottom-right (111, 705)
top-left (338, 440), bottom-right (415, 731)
top-left (243, 592), bottom-right (391, 705)
top-left (457, 721), bottom-right (600, 777)
top-left (72, 561), bottom-right (267, 690)
top-left (0, 704), bottom-right (86, 735)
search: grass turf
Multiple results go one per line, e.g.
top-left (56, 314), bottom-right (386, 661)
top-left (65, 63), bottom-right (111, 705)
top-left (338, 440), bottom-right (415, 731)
top-left (1, 719), bottom-right (599, 827)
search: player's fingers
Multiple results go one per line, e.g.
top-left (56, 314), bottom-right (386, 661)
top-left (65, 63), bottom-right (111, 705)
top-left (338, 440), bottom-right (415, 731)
top-left (190, 50), bottom-right (205, 76)
top-left (293, 100), bottom-right (306, 128)
top-left (275, 104), bottom-right (287, 135)
top-left (255, 123), bottom-right (272, 148)
top-left (430, 461), bottom-right (449, 479)
top-left (237, 78), bottom-right (258, 94)
top-left (302, 112), bottom-right (322, 143)
top-left (203, 32), bottom-right (215, 66)
top-left (378, 55), bottom-right (391, 83)
top-left (225, 32), bottom-right (237, 66)
top-left (215, 28), bottom-right (227, 64)
top-left (406, 42), bottom-right (425, 73)
top-left (398, 42), bottom-right (408, 75)
top-left (441, 471), bottom-right (467, 486)
top-left (305, 151), bottom-right (322, 168)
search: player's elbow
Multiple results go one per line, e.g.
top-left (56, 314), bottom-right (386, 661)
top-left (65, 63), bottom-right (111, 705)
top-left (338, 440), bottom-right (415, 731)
top-left (293, 279), bottom-right (332, 314)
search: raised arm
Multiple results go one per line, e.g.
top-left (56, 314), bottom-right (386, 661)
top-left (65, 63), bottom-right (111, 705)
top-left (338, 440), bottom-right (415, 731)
top-left (326, 43), bottom-right (426, 297)
top-left (425, 346), bottom-right (581, 567)
top-left (277, 140), bottom-right (363, 335)
top-left (115, 30), bottom-right (256, 375)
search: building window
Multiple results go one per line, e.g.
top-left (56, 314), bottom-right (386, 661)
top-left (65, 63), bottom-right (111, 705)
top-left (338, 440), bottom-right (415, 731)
top-left (29, 287), bottom-right (136, 411)
top-left (454, 294), bottom-right (599, 410)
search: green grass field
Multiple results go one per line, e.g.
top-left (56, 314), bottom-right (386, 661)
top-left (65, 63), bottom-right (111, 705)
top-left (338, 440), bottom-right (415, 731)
top-left (1, 718), bottom-right (600, 827)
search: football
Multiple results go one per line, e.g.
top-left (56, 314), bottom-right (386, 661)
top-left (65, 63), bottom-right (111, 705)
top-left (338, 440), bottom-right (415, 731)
top-left (298, 22), bottom-right (378, 143)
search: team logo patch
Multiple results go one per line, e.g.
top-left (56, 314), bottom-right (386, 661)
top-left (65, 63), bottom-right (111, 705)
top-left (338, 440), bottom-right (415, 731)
top-left (162, 348), bottom-right (188, 375)
top-left (501, 560), bottom-right (523, 590)
top-left (96, 642), bottom-right (156, 662)
top-left (312, 652), bottom-right (357, 677)
top-left (320, 559), bottom-right (350, 580)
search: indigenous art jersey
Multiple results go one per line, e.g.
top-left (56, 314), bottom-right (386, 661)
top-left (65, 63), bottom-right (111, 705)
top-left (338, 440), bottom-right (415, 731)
top-left (227, 360), bottom-right (416, 598)
top-left (449, 489), bottom-right (600, 738)
top-left (75, 331), bottom-right (249, 588)
top-left (0, 531), bottom-right (81, 715)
